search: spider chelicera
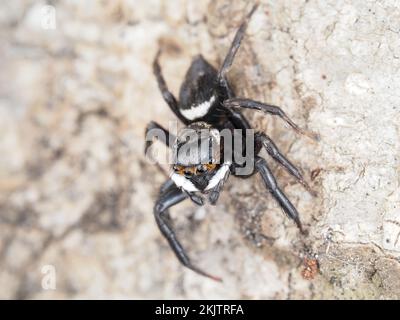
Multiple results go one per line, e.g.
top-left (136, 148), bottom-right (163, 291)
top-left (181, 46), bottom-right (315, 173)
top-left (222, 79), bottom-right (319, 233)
top-left (145, 4), bottom-right (317, 281)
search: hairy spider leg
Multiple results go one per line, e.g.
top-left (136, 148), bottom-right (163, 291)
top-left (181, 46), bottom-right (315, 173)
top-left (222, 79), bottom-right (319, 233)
top-left (213, 3), bottom-right (257, 136)
top-left (255, 157), bottom-right (304, 233)
top-left (159, 179), bottom-right (176, 194)
top-left (218, 3), bottom-right (259, 89)
top-left (154, 184), bottom-right (222, 282)
top-left (224, 98), bottom-right (319, 141)
top-left (153, 50), bottom-right (189, 124)
top-left (255, 132), bottom-right (317, 196)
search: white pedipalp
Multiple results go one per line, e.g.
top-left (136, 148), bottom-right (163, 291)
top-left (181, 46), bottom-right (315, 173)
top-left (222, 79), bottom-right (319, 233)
top-left (204, 163), bottom-right (230, 191)
top-left (170, 172), bottom-right (199, 192)
top-left (170, 162), bottom-right (231, 193)
top-left (180, 95), bottom-right (216, 120)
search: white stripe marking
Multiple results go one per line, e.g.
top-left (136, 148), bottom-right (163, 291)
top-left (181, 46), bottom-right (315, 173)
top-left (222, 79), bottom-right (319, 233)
top-left (170, 172), bottom-right (199, 192)
top-left (205, 163), bottom-right (230, 191)
top-left (180, 95), bottom-right (216, 120)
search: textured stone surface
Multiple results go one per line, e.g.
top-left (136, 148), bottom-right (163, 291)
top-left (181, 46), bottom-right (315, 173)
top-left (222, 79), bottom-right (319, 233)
top-left (0, 0), bottom-right (399, 299)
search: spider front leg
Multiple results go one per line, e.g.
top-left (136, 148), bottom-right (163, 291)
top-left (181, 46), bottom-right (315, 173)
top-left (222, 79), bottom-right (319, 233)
top-left (224, 98), bottom-right (319, 141)
top-left (255, 132), bottom-right (317, 196)
top-left (255, 156), bottom-right (304, 233)
top-left (154, 183), bottom-right (222, 281)
top-left (153, 50), bottom-right (188, 124)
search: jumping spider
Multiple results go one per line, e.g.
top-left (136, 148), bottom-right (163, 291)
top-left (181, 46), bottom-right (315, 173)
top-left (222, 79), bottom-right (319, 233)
top-left (145, 4), bottom-right (317, 281)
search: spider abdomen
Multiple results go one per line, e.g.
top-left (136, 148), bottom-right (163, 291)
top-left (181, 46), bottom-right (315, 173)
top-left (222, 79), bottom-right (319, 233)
top-left (178, 55), bottom-right (228, 123)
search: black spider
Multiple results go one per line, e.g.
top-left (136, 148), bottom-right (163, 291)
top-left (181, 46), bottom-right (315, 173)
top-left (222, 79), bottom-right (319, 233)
top-left (145, 4), bottom-right (317, 281)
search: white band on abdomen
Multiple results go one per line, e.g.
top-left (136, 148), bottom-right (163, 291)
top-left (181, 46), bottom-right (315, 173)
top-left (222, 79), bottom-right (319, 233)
top-left (180, 95), bottom-right (215, 120)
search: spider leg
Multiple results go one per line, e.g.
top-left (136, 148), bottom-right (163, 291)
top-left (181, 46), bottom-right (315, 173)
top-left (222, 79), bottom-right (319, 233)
top-left (208, 165), bottom-right (231, 205)
top-left (154, 184), bottom-right (222, 281)
top-left (255, 132), bottom-right (317, 196)
top-left (255, 156), bottom-right (304, 233)
top-left (186, 192), bottom-right (205, 206)
top-left (208, 181), bottom-right (225, 205)
top-left (159, 179), bottom-right (175, 194)
top-left (224, 98), bottom-right (319, 140)
top-left (226, 108), bottom-right (251, 130)
top-left (153, 50), bottom-right (188, 124)
top-left (144, 121), bottom-right (176, 155)
top-left (218, 4), bottom-right (258, 89)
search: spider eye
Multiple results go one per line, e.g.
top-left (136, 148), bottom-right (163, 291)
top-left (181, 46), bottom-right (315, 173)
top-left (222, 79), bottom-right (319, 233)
top-left (206, 163), bottom-right (217, 171)
top-left (184, 170), bottom-right (193, 178)
top-left (173, 165), bottom-right (185, 176)
top-left (196, 164), bottom-right (207, 173)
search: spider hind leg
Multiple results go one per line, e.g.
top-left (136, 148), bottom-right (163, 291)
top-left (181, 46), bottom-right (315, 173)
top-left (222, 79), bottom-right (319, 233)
top-left (255, 156), bottom-right (304, 233)
top-left (153, 50), bottom-right (188, 123)
top-left (255, 132), bottom-right (316, 196)
top-left (218, 4), bottom-right (259, 92)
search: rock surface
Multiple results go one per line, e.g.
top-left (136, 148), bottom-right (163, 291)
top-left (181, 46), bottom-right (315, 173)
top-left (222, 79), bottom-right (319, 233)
top-left (0, 0), bottom-right (399, 299)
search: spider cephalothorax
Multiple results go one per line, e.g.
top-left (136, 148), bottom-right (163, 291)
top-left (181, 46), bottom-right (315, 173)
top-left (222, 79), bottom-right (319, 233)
top-left (145, 4), bottom-right (317, 281)
top-left (169, 122), bottom-right (229, 200)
